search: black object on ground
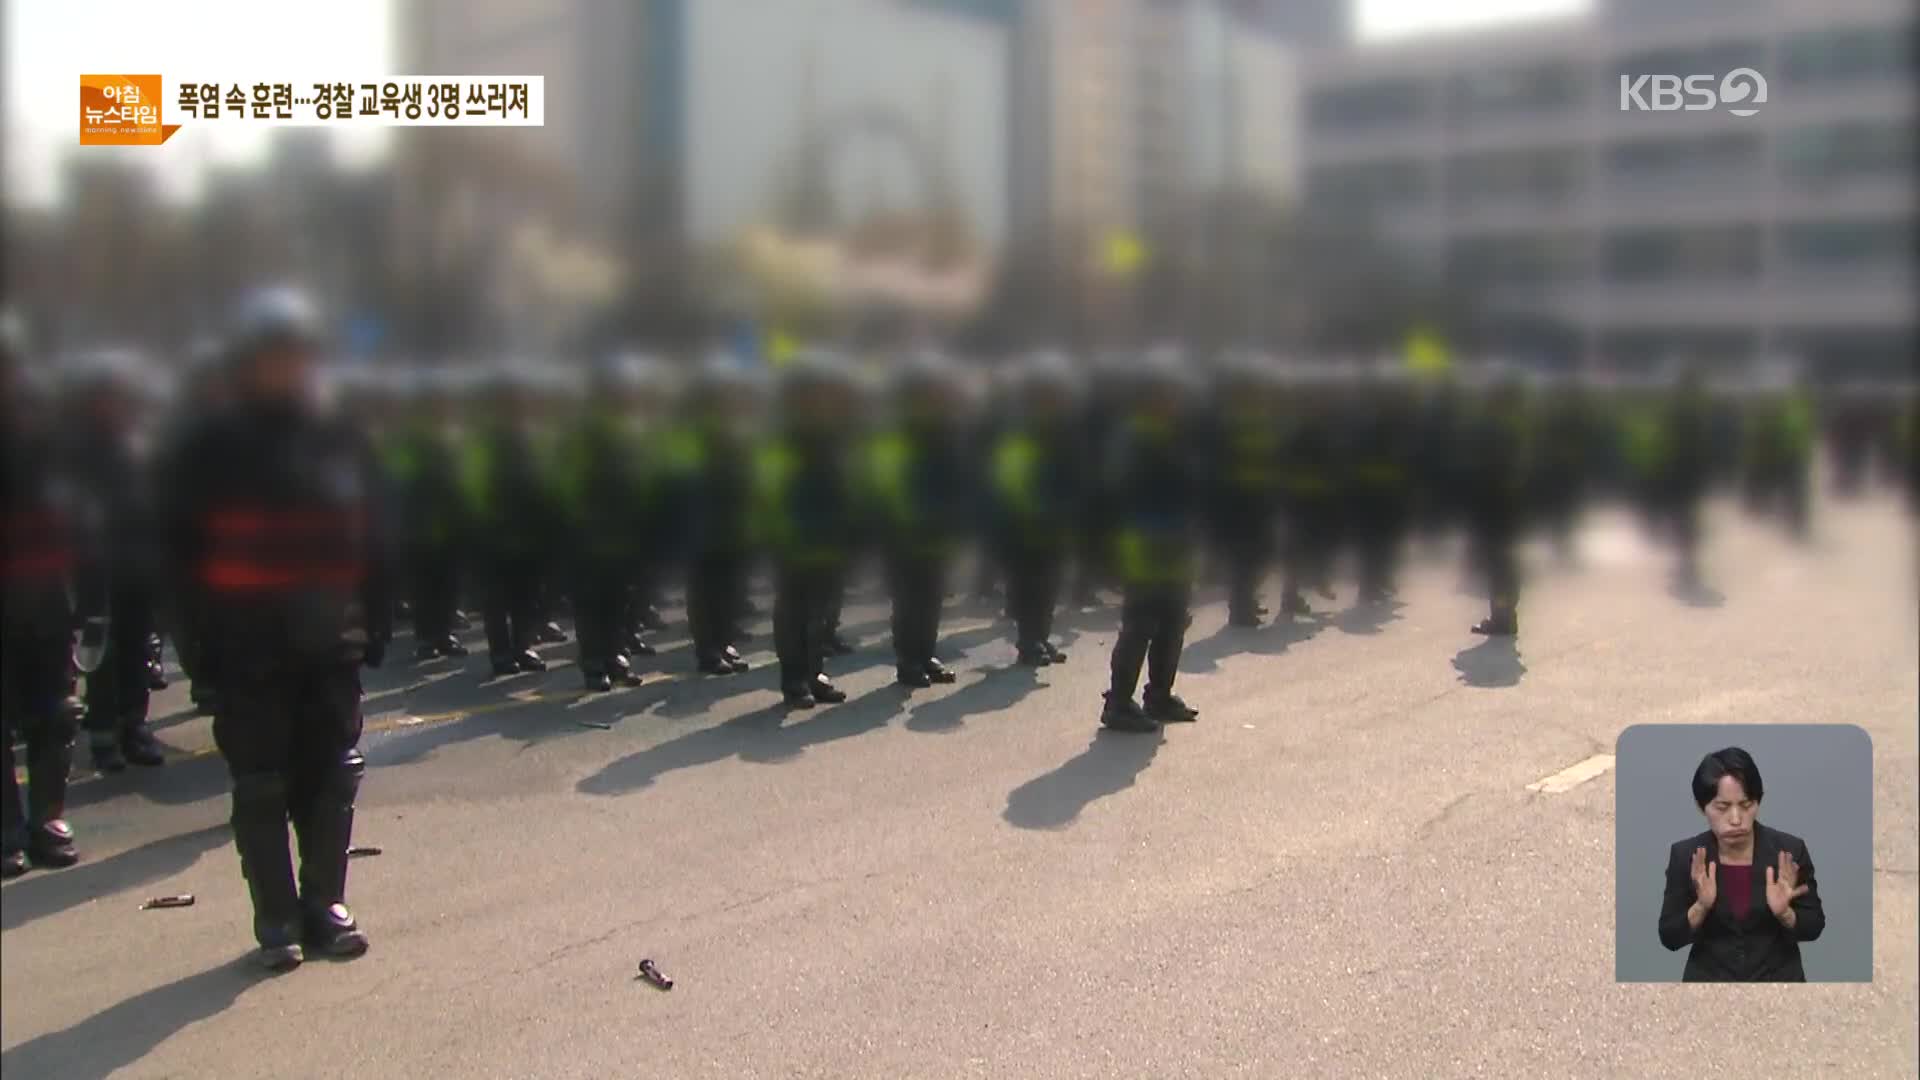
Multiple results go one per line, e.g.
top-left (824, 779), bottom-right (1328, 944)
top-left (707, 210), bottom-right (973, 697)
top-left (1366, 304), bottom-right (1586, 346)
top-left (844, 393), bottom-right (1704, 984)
top-left (636, 958), bottom-right (673, 990)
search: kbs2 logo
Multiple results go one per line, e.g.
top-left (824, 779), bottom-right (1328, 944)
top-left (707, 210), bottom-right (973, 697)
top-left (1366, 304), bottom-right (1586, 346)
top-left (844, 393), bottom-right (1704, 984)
top-left (1619, 68), bottom-right (1768, 117)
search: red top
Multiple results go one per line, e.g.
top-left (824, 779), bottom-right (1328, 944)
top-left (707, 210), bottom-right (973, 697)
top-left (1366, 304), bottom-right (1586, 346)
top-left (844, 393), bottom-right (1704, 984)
top-left (1719, 863), bottom-right (1754, 920)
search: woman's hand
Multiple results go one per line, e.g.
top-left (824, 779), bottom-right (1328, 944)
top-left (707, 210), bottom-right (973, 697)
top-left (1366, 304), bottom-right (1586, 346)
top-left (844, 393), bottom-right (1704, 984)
top-left (1766, 851), bottom-right (1808, 922)
top-left (1686, 847), bottom-right (1717, 928)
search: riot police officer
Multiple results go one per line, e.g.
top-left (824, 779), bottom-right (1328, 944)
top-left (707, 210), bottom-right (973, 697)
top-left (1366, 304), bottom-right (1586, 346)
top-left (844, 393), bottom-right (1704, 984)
top-left (558, 352), bottom-right (671, 692)
top-left (157, 286), bottom-right (392, 967)
top-left (871, 350), bottom-right (972, 688)
top-left (1458, 364), bottom-right (1532, 637)
top-left (675, 354), bottom-right (762, 677)
top-left (2, 310), bottom-right (89, 876)
top-left (1343, 359), bottom-right (1418, 602)
top-left (463, 363), bottom-right (562, 677)
top-left (63, 348), bottom-right (168, 771)
top-left (991, 351), bottom-right (1084, 666)
top-left (1204, 352), bottom-right (1283, 626)
top-left (1101, 349), bottom-right (1202, 733)
top-left (384, 367), bottom-right (471, 662)
top-left (756, 351), bottom-right (858, 710)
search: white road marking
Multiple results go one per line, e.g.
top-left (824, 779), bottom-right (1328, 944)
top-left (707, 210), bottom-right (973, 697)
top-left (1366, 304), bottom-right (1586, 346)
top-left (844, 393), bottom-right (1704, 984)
top-left (1526, 754), bottom-right (1616, 794)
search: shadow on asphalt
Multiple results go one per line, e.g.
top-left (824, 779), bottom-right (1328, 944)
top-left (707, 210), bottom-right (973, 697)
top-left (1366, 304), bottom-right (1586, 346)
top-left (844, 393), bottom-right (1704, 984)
top-left (0, 953), bottom-right (270, 1078)
top-left (1002, 728), bottom-right (1164, 831)
top-left (1179, 613), bottom-right (1329, 674)
top-left (65, 753), bottom-right (233, 813)
top-left (575, 684), bottom-right (905, 795)
top-left (1668, 578), bottom-right (1727, 609)
top-left (1451, 637), bottom-right (1527, 688)
top-left (0, 823), bottom-right (232, 932)
top-left (1331, 597), bottom-right (1407, 637)
top-left (904, 665), bottom-right (1045, 733)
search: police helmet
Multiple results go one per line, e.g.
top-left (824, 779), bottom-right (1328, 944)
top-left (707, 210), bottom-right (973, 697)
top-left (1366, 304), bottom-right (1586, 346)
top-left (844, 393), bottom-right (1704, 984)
top-left (226, 285), bottom-right (325, 364)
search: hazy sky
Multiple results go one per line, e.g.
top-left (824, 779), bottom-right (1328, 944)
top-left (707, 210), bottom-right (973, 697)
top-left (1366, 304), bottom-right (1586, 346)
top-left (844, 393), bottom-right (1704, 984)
top-left (3, 0), bottom-right (1589, 208)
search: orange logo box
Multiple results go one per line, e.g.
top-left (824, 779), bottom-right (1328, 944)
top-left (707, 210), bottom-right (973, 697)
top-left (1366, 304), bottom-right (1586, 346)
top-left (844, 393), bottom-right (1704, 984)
top-left (80, 74), bottom-right (181, 145)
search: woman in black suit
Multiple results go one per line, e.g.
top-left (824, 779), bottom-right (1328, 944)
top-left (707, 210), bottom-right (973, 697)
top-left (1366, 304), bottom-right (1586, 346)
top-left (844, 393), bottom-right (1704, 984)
top-left (1659, 747), bottom-right (1826, 981)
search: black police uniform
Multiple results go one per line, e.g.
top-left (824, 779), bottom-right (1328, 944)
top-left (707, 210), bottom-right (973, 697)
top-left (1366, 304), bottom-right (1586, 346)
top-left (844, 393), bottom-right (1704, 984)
top-left (991, 385), bottom-right (1083, 666)
top-left (874, 408), bottom-right (970, 687)
top-left (160, 387), bottom-right (393, 966)
top-left (2, 402), bottom-right (87, 874)
top-left (1102, 399), bottom-right (1203, 731)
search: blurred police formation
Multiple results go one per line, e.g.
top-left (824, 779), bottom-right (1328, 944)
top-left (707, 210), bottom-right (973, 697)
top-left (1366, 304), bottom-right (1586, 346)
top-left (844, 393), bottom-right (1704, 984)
top-left (4, 287), bottom-right (1918, 970)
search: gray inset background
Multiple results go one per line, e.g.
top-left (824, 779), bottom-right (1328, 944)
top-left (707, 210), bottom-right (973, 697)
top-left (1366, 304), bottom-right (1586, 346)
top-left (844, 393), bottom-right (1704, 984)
top-left (1614, 723), bottom-right (1874, 982)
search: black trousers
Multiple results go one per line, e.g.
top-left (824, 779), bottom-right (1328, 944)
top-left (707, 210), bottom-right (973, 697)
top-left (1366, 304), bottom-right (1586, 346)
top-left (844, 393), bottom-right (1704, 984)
top-left (1004, 547), bottom-right (1064, 647)
top-left (1348, 495), bottom-right (1409, 595)
top-left (214, 663), bottom-right (365, 941)
top-left (1109, 583), bottom-right (1190, 703)
top-left (773, 564), bottom-right (836, 688)
top-left (886, 552), bottom-right (946, 669)
top-left (84, 588), bottom-right (155, 739)
top-left (409, 547), bottom-right (459, 645)
top-left (482, 556), bottom-right (542, 661)
top-left (1467, 518), bottom-right (1520, 618)
top-left (1281, 497), bottom-right (1338, 597)
top-left (1212, 509), bottom-right (1272, 618)
top-left (571, 561), bottom-right (629, 676)
top-left (688, 549), bottom-right (745, 660)
top-left (1, 633), bottom-right (76, 852)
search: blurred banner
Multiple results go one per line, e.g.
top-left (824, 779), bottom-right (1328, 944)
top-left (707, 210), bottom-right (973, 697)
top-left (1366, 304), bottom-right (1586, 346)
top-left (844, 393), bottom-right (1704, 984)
top-left (83, 75), bottom-right (544, 139)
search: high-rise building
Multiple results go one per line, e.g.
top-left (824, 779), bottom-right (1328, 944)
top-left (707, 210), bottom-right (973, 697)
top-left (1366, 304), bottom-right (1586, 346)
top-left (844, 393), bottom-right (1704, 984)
top-left (1300, 0), bottom-right (1916, 375)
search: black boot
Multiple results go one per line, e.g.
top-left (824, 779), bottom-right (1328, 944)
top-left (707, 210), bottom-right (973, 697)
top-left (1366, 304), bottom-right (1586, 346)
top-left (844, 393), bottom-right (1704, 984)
top-left (782, 683), bottom-right (817, 710)
top-left (722, 645), bottom-right (750, 674)
top-left (609, 654), bottom-right (645, 687)
top-left (414, 641), bottom-right (442, 662)
top-left (896, 666), bottom-right (932, 689)
top-left (538, 622), bottom-right (568, 645)
top-left (1016, 642), bottom-right (1052, 667)
top-left (26, 727), bottom-right (79, 867)
top-left (26, 820), bottom-right (79, 868)
top-left (90, 731), bottom-right (129, 773)
top-left (439, 636), bottom-right (469, 657)
top-left (810, 675), bottom-right (847, 704)
top-left (1144, 692), bottom-right (1199, 724)
top-left (232, 772), bottom-right (304, 971)
top-left (1471, 609), bottom-right (1518, 637)
top-left (698, 653), bottom-right (737, 676)
top-left (295, 750), bottom-right (370, 959)
top-left (1, 849), bottom-right (27, 878)
top-left (583, 672), bottom-right (613, 693)
top-left (122, 725), bottom-right (166, 767)
top-left (490, 655), bottom-right (520, 677)
top-left (1044, 641), bottom-right (1069, 664)
top-left (924, 659), bottom-right (958, 684)
top-left (1100, 692), bottom-right (1159, 733)
top-left (146, 659), bottom-right (169, 691)
top-left (514, 649), bottom-right (548, 672)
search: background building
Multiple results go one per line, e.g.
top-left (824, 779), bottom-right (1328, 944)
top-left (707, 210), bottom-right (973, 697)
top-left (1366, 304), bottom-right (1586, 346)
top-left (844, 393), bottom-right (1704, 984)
top-left (403, 0), bottom-right (1008, 347)
top-left (1300, 0), bottom-right (1917, 376)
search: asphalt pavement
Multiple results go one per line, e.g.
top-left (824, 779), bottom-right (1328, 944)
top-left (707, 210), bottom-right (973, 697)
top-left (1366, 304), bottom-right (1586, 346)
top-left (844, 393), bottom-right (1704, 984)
top-left (3, 495), bottom-right (1916, 1079)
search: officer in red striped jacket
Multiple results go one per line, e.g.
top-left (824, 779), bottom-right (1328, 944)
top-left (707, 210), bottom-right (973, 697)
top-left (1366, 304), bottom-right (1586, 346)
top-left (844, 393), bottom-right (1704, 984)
top-left (1, 309), bottom-right (89, 878)
top-left (158, 286), bottom-right (394, 971)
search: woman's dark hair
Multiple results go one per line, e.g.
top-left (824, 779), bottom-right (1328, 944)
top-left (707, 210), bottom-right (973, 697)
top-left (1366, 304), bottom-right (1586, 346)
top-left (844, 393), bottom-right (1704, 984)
top-left (1692, 747), bottom-right (1764, 808)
